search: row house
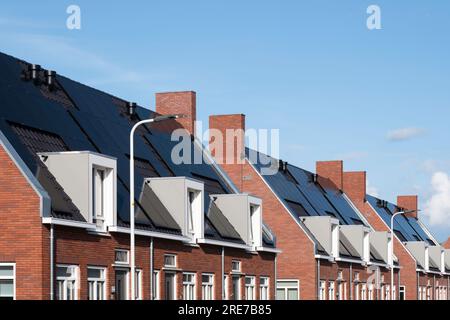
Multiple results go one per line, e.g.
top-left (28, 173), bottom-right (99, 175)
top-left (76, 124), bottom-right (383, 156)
top-left (206, 114), bottom-right (400, 300)
top-left (340, 168), bottom-right (450, 300)
top-left (0, 52), bottom-right (278, 300)
top-left (206, 112), bottom-right (450, 300)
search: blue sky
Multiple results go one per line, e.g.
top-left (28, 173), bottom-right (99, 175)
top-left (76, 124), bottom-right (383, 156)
top-left (1, 1), bottom-right (450, 241)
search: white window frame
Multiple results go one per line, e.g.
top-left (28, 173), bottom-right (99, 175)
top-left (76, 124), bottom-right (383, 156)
top-left (164, 272), bottom-right (177, 300)
top-left (361, 283), bottom-right (367, 300)
top-left (87, 266), bottom-right (106, 300)
top-left (399, 285), bottom-right (406, 300)
top-left (114, 249), bottom-right (129, 265)
top-left (56, 264), bottom-right (79, 300)
top-left (259, 277), bottom-right (270, 300)
top-left (223, 275), bottom-right (230, 300)
top-left (0, 263), bottom-right (16, 300)
top-left (355, 283), bottom-right (360, 300)
top-left (276, 279), bottom-right (299, 300)
top-left (368, 283), bottom-right (374, 300)
top-left (338, 282), bottom-right (347, 300)
top-left (135, 269), bottom-right (143, 300)
top-left (244, 276), bottom-right (256, 300)
top-left (231, 260), bottom-right (241, 273)
top-left (182, 272), bottom-right (196, 300)
top-left (319, 280), bottom-right (326, 300)
top-left (164, 254), bottom-right (177, 268)
top-left (232, 275), bottom-right (241, 300)
top-left (328, 281), bottom-right (335, 301)
top-left (201, 273), bottom-right (214, 300)
top-left (152, 270), bottom-right (160, 300)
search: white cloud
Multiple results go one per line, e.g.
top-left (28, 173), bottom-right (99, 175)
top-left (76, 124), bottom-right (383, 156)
top-left (366, 180), bottom-right (379, 197)
top-left (424, 172), bottom-right (450, 226)
top-left (386, 127), bottom-right (425, 141)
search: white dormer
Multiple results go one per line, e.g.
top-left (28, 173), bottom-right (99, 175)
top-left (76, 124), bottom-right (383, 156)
top-left (405, 241), bottom-right (430, 271)
top-left (302, 216), bottom-right (340, 258)
top-left (444, 249), bottom-right (450, 272)
top-left (145, 177), bottom-right (204, 242)
top-left (428, 246), bottom-right (445, 273)
top-left (212, 194), bottom-right (263, 249)
top-left (39, 151), bottom-right (117, 231)
top-left (340, 225), bottom-right (371, 263)
top-left (370, 231), bottom-right (392, 265)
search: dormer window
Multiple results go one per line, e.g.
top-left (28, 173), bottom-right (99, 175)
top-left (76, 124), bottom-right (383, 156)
top-left (249, 205), bottom-right (257, 245)
top-left (92, 167), bottom-right (109, 230)
top-left (187, 191), bottom-right (197, 235)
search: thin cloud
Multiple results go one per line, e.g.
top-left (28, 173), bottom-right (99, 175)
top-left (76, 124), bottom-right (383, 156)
top-left (424, 172), bottom-right (450, 227)
top-left (366, 180), bottom-right (379, 197)
top-left (386, 127), bottom-right (425, 142)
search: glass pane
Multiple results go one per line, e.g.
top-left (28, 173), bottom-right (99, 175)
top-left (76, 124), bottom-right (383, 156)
top-left (0, 266), bottom-right (13, 277)
top-left (88, 268), bottom-right (102, 279)
top-left (0, 280), bottom-right (14, 297)
top-left (276, 288), bottom-right (286, 300)
top-left (115, 251), bottom-right (128, 263)
top-left (287, 288), bottom-right (298, 300)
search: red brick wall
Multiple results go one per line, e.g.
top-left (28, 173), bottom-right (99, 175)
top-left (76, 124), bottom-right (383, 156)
top-left (397, 195), bottom-right (418, 219)
top-left (0, 144), bottom-right (50, 300)
top-left (443, 237), bottom-right (450, 249)
top-left (55, 227), bottom-right (275, 300)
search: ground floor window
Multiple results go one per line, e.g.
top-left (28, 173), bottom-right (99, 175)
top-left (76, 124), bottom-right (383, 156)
top-left (319, 280), bottom-right (326, 300)
top-left (0, 264), bottom-right (15, 300)
top-left (152, 270), bottom-right (160, 300)
top-left (232, 276), bottom-right (241, 300)
top-left (368, 283), bottom-right (374, 300)
top-left (245, 276), bottom-right (256, 300)
top-left (260, 277), bottom-right (269, 300)
top-left (355, 283), bottom-right (360, 300)
top-left (202, 274), bottom-right (214, 300)
top-left (338, 282), bottom-right (347, 300)
top-left (165, 272), bottom-right (176, 300)
top-left (87, 267), bottom-right (106, 300)
top-left (135, 269), bottom-right (143, 300)
top-left (183, 273), bottom-right (196, 300)
top-left (56, 265), bottom-right (78, 300)
top-left (276, 280), bottom-right (299, 300)
top-left (223, 275), bottom-right (230, 300)
top-left (361, 283), bottom-right (367, 300)
top-left (399, 285), bottom-right (406, 300)
top-left (328, 281), bottom-right (335, 300)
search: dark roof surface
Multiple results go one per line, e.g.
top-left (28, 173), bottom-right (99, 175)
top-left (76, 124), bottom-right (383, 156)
top-left (366, 195), bottom-right (436, 245)
top-left (0, 52), bottom-right (274, 246)
top-left (246, 148), bottom-right (367, 227)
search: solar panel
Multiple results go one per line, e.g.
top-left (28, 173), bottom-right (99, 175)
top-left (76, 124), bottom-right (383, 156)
top-left (285, 199), bottom-right (309, 217)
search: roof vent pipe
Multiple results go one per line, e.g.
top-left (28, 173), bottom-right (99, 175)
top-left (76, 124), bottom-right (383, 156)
top-left (30, 64), bottom-right (41, 83)
top-left (127, 102), bottom-right (137, 116)
top-left (45, 70), bottom-right (56, 90)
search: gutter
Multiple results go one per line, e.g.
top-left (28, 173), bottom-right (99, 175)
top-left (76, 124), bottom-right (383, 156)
top-left (197, 238), bottom-right (252, 251)
top-left (42, 217), bottom-right (96, 229)
top-left (108, 226), bottom-right (190, 242)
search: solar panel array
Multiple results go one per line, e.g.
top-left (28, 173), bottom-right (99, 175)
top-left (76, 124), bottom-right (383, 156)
top-left (247, 148), bottom-right (367, 227)
top-left (0, 52), bottom-right (272, 246)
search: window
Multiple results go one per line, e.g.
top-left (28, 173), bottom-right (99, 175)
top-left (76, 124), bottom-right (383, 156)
top-left (165, 273), bottom-right (176, 300)
top-left (328, 281), bottom-right (335, 300)
top-left (187, 191), bottom-right (196, 235)
top-left (92, 167), bottom-right (106, 230)
top-left (183, 273), bottom-right (196, 300)
top-left (399, 285), bottom-right (406, 300)
top-left (135, 269), bottom-right (143, 300)
top-left (115, 249), bottom-right (129, 265)
top-left (231, 260), bottom-right (241, 272)
top-left (152, 270), bottom-right (160, 300)
top-left (361, 283), bottom-right (367, 300)
top-left (260, 277), bottom-right (269, 300)
top-left (249, 206), bottom-right (256, 245)
top-left (368, 283), bottom-right (374, 300)
top-left (276, 280), bottom-right (299, 300)
top-left (87, 267), bottom-right (106, 300)
top-left (355, 283), bottom-right (360, 300)
top-left (319, 280), bottom-right (326, 300)
top-left (164, 254), bottom-right (177, 268)
top-left (202, 274), bottom-right (214, 300)
top-left (426, 285), bottom-right (432, 300)
top-left (385, 285), bottom-right (391, 300)
top-left (338, 282), bottom-right (347, 300)
top-left (0, 264), bottom-right (15, 300)
top-left (223, 275), bottom-right (230, 300)
top-left (392, 285), bottom-right (396, 300)
top-left (245, 276), bottom-right (256, 300)
top-left (232, 276), bottom-right (241, 300)
top-left (56, 265), bottom-right (78, 300)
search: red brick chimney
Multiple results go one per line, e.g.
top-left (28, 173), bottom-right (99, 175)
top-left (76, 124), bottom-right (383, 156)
top-left (209, 114), bottom-right (246, 190)
top-left (155, 91), bottom-right (196, 136)
top-left (397, 195), bottom-right (418, 219)
top-left (343, 171), bottom-right (367, 205)
top-left (316, 160), bottom-right (344, 191)
top-left (443, 237), bottom-right (450, 249)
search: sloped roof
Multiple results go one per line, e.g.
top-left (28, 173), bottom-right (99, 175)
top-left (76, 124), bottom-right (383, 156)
top-left (366, 195), bottom-right (436, 245)
top-left (0, 51), bottom-right (273, 246)
top-left (246, 148), bottom-right (367, 227)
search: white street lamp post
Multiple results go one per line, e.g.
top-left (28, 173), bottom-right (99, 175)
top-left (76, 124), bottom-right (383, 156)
top-left (129, 114), bottom-right (179, 300)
